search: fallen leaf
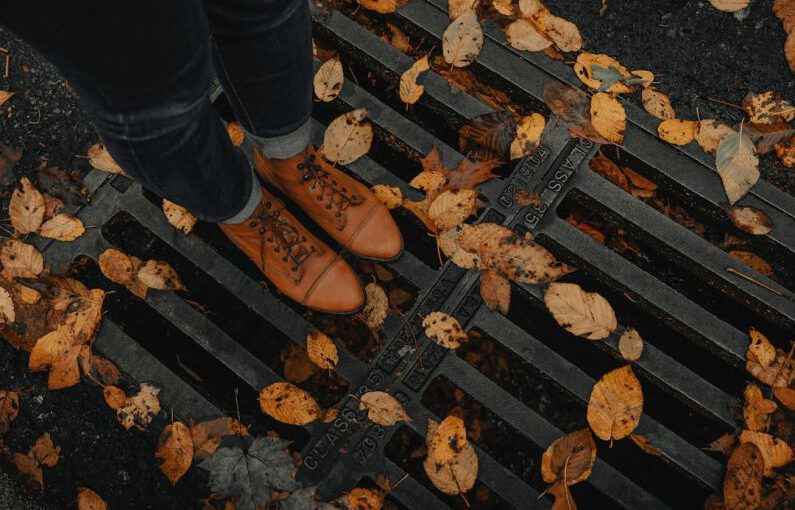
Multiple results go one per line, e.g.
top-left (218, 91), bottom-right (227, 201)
top-left (543, 82), bottom-right (609, 143)
top-left (346, 487), bottom-right (384, 510)
top-left (450, 0), bottom-right (478, 19)
top-left (539, 11), bottom-right (582, 52)
top-left (226, 122), bottom-right (245, 146)
top-left (541, 429), bottom-right (596, 486)
top-left (774, 0), bottom-right (795, 33)
top-left (281, 486), bottom-right (337, 510)
top-left (258, 382), bottom-right (321, 425)
top-left (371, 184), bottom-right (403, 209)
top-left (0, 90), bottom-right (14, 108)
top-left (423, 311), bottom-right (468, 349)
top-left (480, 268), bottom-right (511, 315)
top-left (13, 451), bottom-right (43, 488)
top-left (492, 0), bottom-right (514, 16)
top-left (744, 122), bottom-right (795, 154)
top-left (428, 188), bottom-right (479, 231)
top-left (775, 134), bottom-right (795, 167)
top-left (102, 385), bottom-right (127, 410)
top-left (632, 70), bottom-right (655, 88)
top-left (587, 365), bottom-right (643, 441)
top-left (589, 151), bottom-right (630, 191)
top-left (728, 206), bottom-right (773, 235)
top-left (76, 487), bottom-right (108, 510)
top-left (137, 260), bottom-right (185, 291)
top-left (15, 283), bottom-right (41, 305)
top-left (362, 282), bottom-right (388, 330)
top-left (321, 108), bottom-right (373, 165)
top-left (199, 436), bottom-right (297, 510)
top-left (357, 0), bottom-right (409, 14)
top-left (772, 386), bottom-right (795, 411)
top-left (630, 433), bottom-right (662, 457)
top-left (459, 110), bottom-right (516, 161)
top-left (307, 330), bottom-right (339, 370)
top-left (162, 199), bottom-right (197, 235)
top-left (730, 250), bottom-right (775, 277)
top-left (89, 356), bottom-right (121, 385)
top-left (99, 248), bottom-right (134, 285)
top-left (0, 286), bottom-right (14, 325)
top-left (1, 239), bottom-right (44, 279)
top-left (622, 166), bottom-right (657, 194)
top-left (696, 120), bottom-right (734, 154)
top-left (399, 56), bottom-right (430, 105)
top-left (787, 30), bottom-right (795, 75)
top-left (705, 433), bottom-right (736, 455)
top-left (657, 119), bottom-right (697, 145)
top-left (28, 325), bottom-right (88, 390)
top-left (438, 226), bottom-right (482, 270)
top-left (548, 482), bottom-right (578, 510)
top-left (442, 11), bottom-right (483, 68)
top-left (641, 88), bottom-right (675, 120)
top-left (9, 177), bottom-right (45, 235)
top-left (359, 391), bottom-right (410, 426)
top-left (38, 214), bottom-right (85, 241)
top-left (743, 91), bottom-right (794, 124)
top-left (505, 19), bottom-right (552, 52)
top-left (314, 58), bottom-right (344, 102)
top-left (423, 417), bottom-right (477, 495)
top-left (0, 390), bottom-right (20, 434)
top-left (30, 432), bottom-right (60, 468)
top-left (710, 0), bottom-right (750, 12)
top-left (544, 282), bottom-right (617, 340)
top-left (109, 383), bottom-right (161, 430)
top-left (155, 421), bottom-right (193, 485)
top-left (283, 344), bottom-right (316, 384)
top-left (190, 417), bottom-right (248, 460)
top-left (723, 442), bottom-right (763, 510)
top-left (510, 113), bottom-right (545, 159)
top-left (618, 328), bottom-right (644, 361)
top-left (716, 130), bottom-right (759, 205)
top-left (745, 329), bottom-right (793, 388)
top-left (87, 143), bottom-right (126, 175)
top-left (738, 430), bottom-right (794, 477)
top-left (743, 384), bottom-right (777, 432)
top-left (62, 287), bottom-right (104, 343)
top-left (573, 53), bottom-right (633, 94)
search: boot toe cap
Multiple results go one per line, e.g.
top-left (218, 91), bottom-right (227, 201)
top-left (347, 206), bottom-right (404, 261)
top-left (303, 257), bottom-right (364, 314)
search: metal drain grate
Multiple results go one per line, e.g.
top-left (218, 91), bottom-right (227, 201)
top-left (38, 2), bottom-right (795, 509)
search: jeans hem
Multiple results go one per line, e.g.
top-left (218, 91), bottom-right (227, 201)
top-left (248, 117), bottom-right (312, 159)
top-left (221, 167), bottom-right (261, 224)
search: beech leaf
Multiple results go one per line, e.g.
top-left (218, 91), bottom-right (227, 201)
top-left (258, 382), bottom-right (321, 425)
top-left (155, 421), bottom-right (193, 485)
top-left (313, 58), bottom-right (344, 102)
top-left (544, 282), bottom-right (617, 340)
top-left (321, 109), bottom-right (373, 165)
top-left (716, 130), bottom-right (760, 205)
top-left (359, 391), bottom-right (410, 426)
top-left (423, 311), bottom-right (468, 349)
top-left (162, 199), bottom-right (197, 235)
top-left (307, 330), bottom-right (339, 370)
top-left (9, 177), bottom-right (45, 235)
top-left (587, 365), bottom-right (643, 441)
top-left (442, 12), bottom-right (483, 68)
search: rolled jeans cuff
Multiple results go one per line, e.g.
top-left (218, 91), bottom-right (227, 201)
top-left (248, 117), bottom-right (312, 160)
top-left (222, 167), bottom-right (261, 224)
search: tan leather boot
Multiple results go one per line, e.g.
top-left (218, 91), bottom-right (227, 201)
top-left (219, 187), bottom-right (364, 314)
top-left (254, 146), bottom-right (404, 261)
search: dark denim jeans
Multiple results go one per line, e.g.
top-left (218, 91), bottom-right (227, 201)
top-left (0, 0), bottom-right (313, 222)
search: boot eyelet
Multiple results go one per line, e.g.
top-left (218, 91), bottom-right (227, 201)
top-left (258, 229), bottom-right (266, 235)
top-left (274, 247), bottom-right (281, 253)
top-left (249, 221), bottom-right (257, 228)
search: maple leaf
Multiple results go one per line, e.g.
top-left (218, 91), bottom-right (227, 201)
top-left (198, 436), bottom-right (296, 510)
top-left (279, 486), bottom-right (338, 510)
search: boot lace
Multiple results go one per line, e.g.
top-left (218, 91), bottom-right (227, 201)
top-left (248, 200), bottom-right (317, 282)
top-left (296, 153), bottom-right (364, 229)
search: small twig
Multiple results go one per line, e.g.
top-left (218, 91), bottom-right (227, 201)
top-left (390, 472), bottom-right (410, 491)
top-left (725, 267), bottom-right (784, 296)
top-left (702, 96), bottom-right (745, 112)
top-left (3, 52), bottom-right (9, 80)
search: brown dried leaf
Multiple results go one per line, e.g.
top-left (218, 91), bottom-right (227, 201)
top-left (539, 11), bottom-right (582, 52)
top-left (428, 189), bottom-right (479, 231)
top-left (28, 325), bottom-right (86, 390)
top-left (540, 429), bottom-right (596, 486)
top-left (459, 110), bottom-right (516, 161)
top-left (371, 184), bottom-right (403, 210)
top-left (505, 19), bottom-right (552, 52)
top-left (573, 53), bottom-right (633, 94)
top-left (743, 91), bottom-right (794, 124)
top-left (258, 382), bottom-right (321, 426)
top-left (225, 122), bottom-right (245, 146)
top-left (162, 199), bottom-right (197, 235)
top-left (739, 430), bottom-right (794, 477)
top-left (76, 487), bottom-right (108, 510)
top-left (587, 365), bottom-right (644, 441)
top-left (696, 120), bottom-right (734, 154)
top-left (442, 12), bottom-right (483, 68)
top-left (0, 286), bottom-right (14, 325)
top-left (399, 56), bottom-right (430, 105)
top-left (716, 130), bottom-right (760, 206)
top-left (10, 177), bottom-right (45, 234)
top-left (346, 487), bottom-right (384, 510)
top-left (357, 0), bottom-right (409, 14)
top-left (618, 328), bottom-right (644, 361)
top-left (321, 108), bottom-right (373, 165)
top-left (89, 356), bottom-right (120, 385)
top-left (423, 311), bottom-right (468, 349)
top-left (728, 206), bottom-right (773, 236)
top-left (776, 134), bottom-right (795, 167)
top-left (87, 143), bottom-right (126, 175)
top-left (0, 389), bottom-right (20, 435)
top-left (480, 269), bottom-right (510, 315)
top-left (1, 239), bottom-right (44, 279)
top-left (306, 330), bottom-right (339, 370)
top-left (30, 432), bottom-right (60, 467)
top-left (589, 151), bottom-right (630, 191)
top-left (359, 391), bottom-right (410, 426)
top-left (13, 452), bottom-right (43, 488)
top-left (548, 482), bottom-right (578, 510)
top-left (189, 417), bottom-right (248, 460)
top-left (438, 226), bottom-right (482, 270)
top-left (313, 58), bottom-right (344, 103)
top-left (730, 250), bottom-right (775, 278)
top-left (99, 248), bottom-right (134, 285)
top-left (111, 383), bottom-right (161, 431)
top-left (723, 442), bottom-right (763, 510)
top-left (155, 421), bottom-right (193, 485)
top-left (705, 433), bottom-right (736, 455)
top-left (102, 385), bottom-right (127, 411)
top-left (641, 88), bottom-right (675, 120)
top-left (544, 282), bottom-right (617, 340)
top-left (362, 282), bottom-right (388, 330)
top-left (510, 113), bottom-right (545, 159)
top-left (423, 417), bottom-right (477, 495)
top-left (772, 386), bottom-right (795, 411)
top-left (38, 214), bottom-right (85, 241)
top-left (543, 82), bottom-right (609, 143)
top-left (743, 384), bottom-right (777, 432)
top-left (630, 434), bottom-right (662, 457)
top-left (137, 260), bottom-right (185, 291)
top-left (0, 90), bottom-right (14, 108)
top-left (745, 122), bottom-right (795, 154)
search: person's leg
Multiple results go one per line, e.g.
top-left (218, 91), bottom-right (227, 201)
top-left (0, 0), bottom-right (258, 223)
top-left (203, 0), bottom-right (313, 159)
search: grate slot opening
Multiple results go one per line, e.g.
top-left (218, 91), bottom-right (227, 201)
top-left (556, 189), bottom-right (792, 346)
top-left (384, 425), bottom-right (519, 510)
top-left (66, 254), bottom-right (310, 448)
top-left (590, 148), bottom-right (794, 291)
top-left (506, 282), bottom-right (732, 446)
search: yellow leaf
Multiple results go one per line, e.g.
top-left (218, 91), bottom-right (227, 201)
top-left (695, 119), bottom-right (734, 154)
top-left (357, 0), bottom-right (409, 14)
top-left (427, 188), bottom-right (478, 231)
top-left (739, 430), bottom-right (794, 477)
top-left (709, 0), bottom-right (750, 12)
top-left (618, 328), bottom-right (644, 361)
top-left (657, 118), bottom-right (697, 145)
top-left (225, 122), bottom-right (245, 146)
top-left (587, 365), bottom-right (644, 441)
top-left (359, 391), bottom-right (410, 426)
top-left (544, 282), bottom-right (617, 340)
top-left (641, 88), bottom-right (675, 120)
top-left (258, 382), bottom-right (321, 425)
top-left (479, 268), bottom-right (510, 315)
top-left (137, 260), bottom-right (185, 291)
top-left (162, 199), bottom-right (197, 235)
top-left (87, 143), bottom-right (126, 175)
top-left (347, 488), bottom-right (384, 510)
top-left (0, 286), bottom-right (14, 325)
top-left (306, 330), bottom-right (339, 370)
top-left (76, 487), bottom-right (108, 510)
top-left (189, 417), bottom-right (248, 460)
top-left (539, 11), bottom-right (582, 52)
top-left (422, 311), bottom-right (468, 349)
top-left (423, 417), bottom-right (477, 495)
top-left (505, 19), bottom-right (552, 52)
top-left (99, 248), bottom-right (134, 286)
top-left (371, 184), bottom-right (403, 209)
top-left (0, 239), bottom-right (44, 279)
top-left (38, 214), bottom-right (85, 241)
top-left (510, 112), bottom-right (545, 159)
top-left (442, 11), bottom-right (483, 68)
top-left (321, 108), bottom-right (373, 165)
top-left (574, 53), bottom-right (632, 94)
top-left (399, 56), bottom-right (430, 105)
top-left (590, 92), bottom-right (626, 144)
top-left (723, 442), bottom-right (763, 510)
top-left (0, 90), bottom-right (15, 108)
top-left (155, 421), bottom-right (193, 485)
